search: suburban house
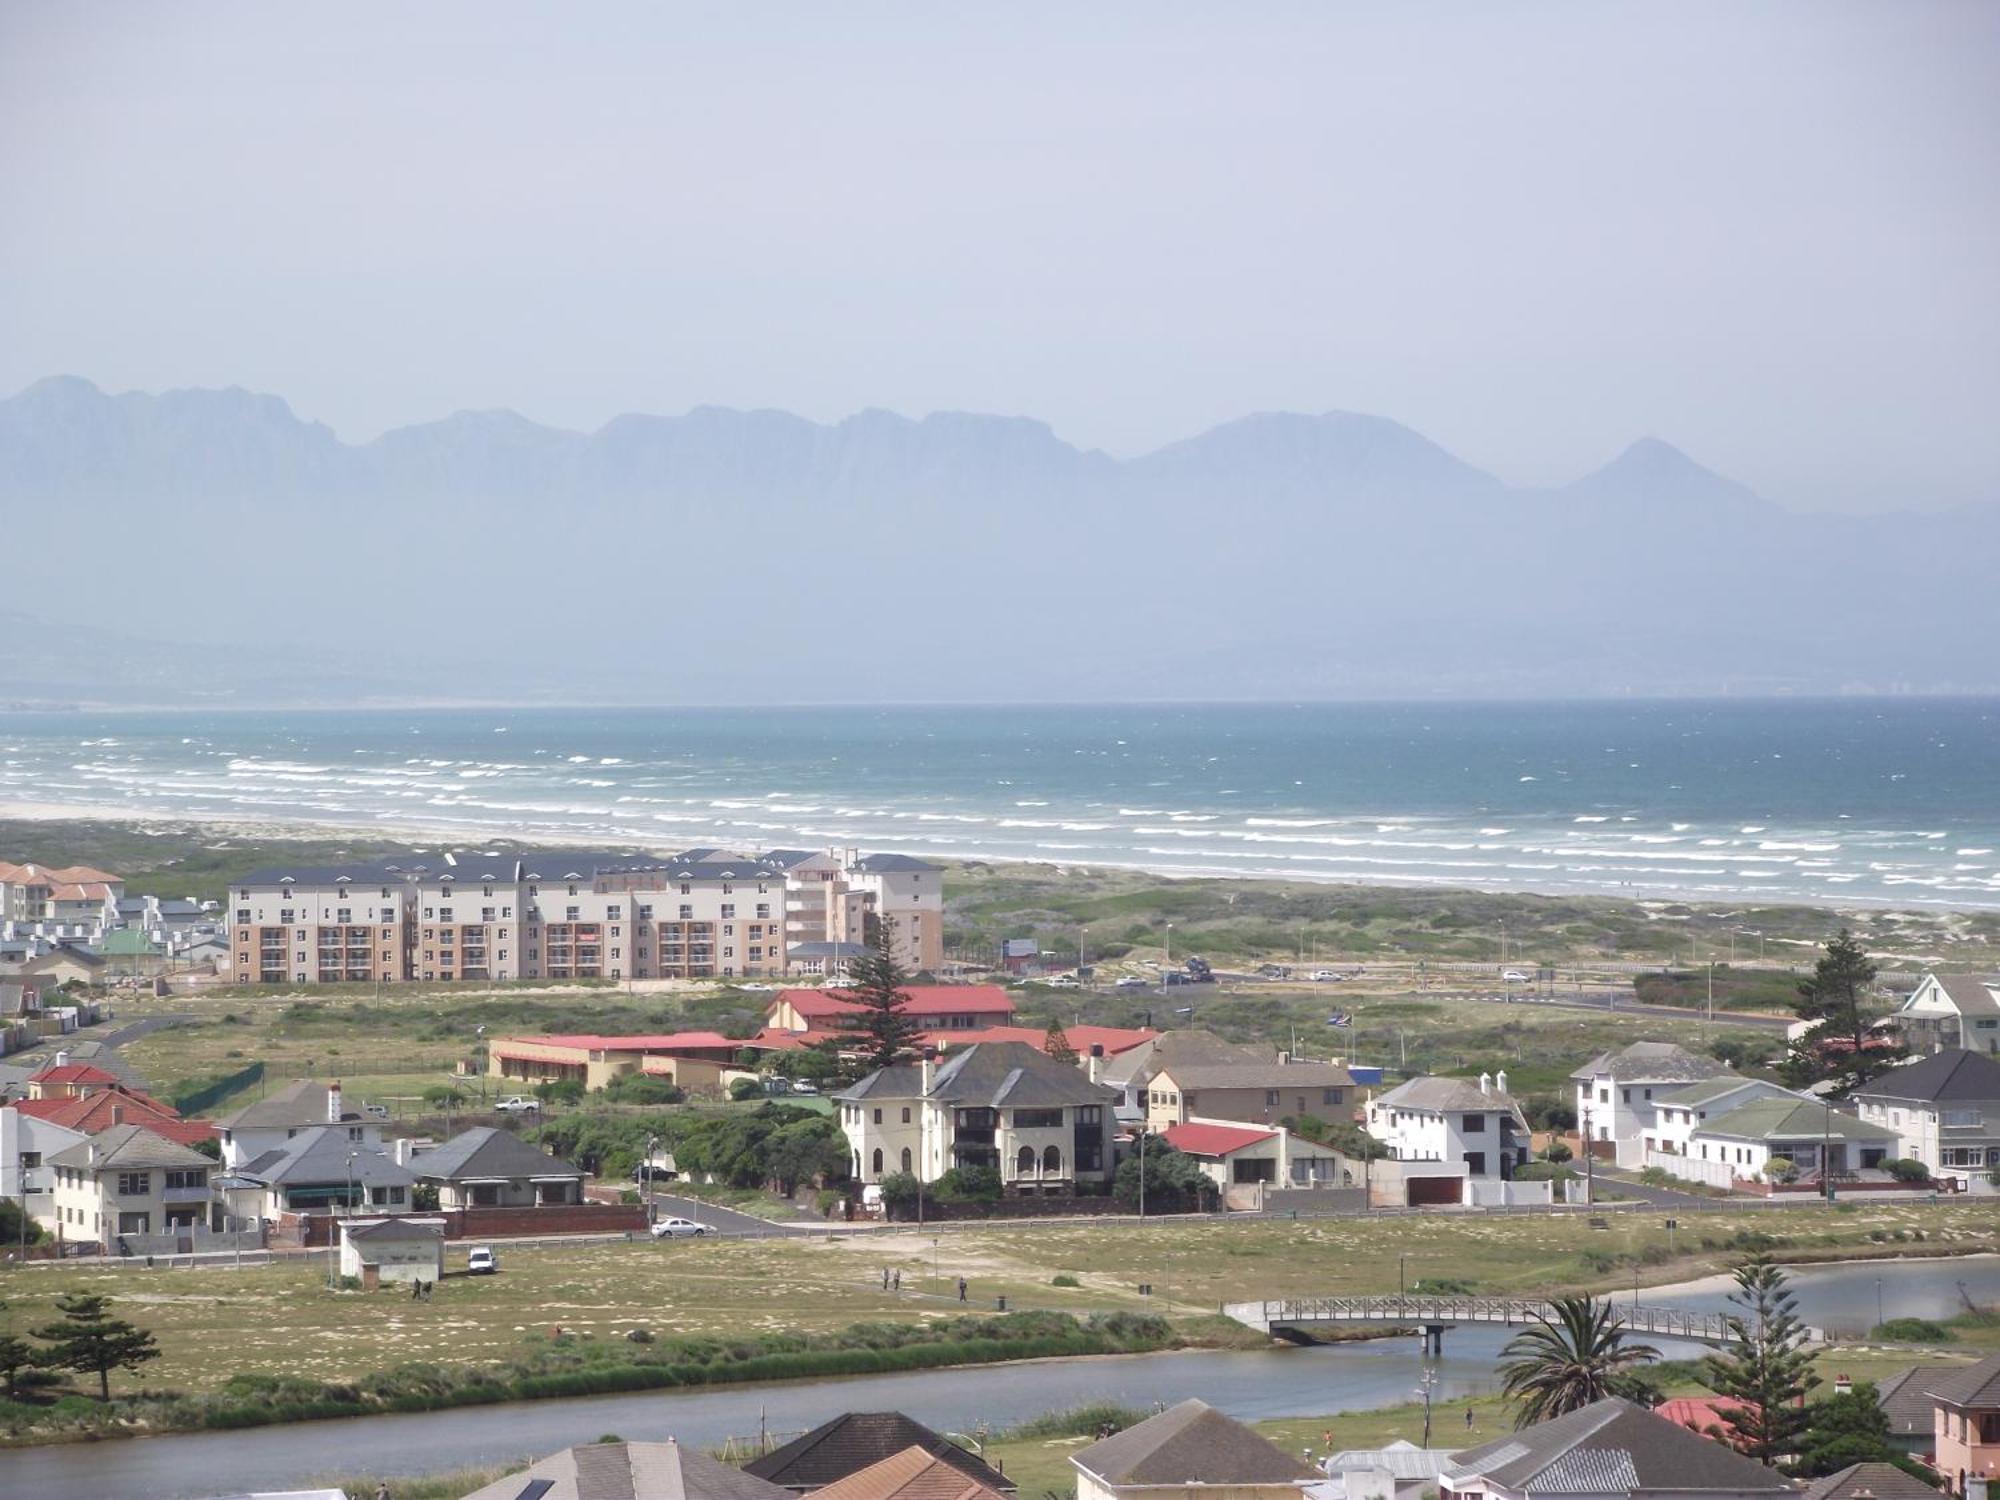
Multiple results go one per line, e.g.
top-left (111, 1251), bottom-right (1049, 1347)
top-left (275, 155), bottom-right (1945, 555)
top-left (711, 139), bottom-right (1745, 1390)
top-left (1801, 1464), bottom-right (1945, 1500)
top-left (811, 1448), bottom-right (1011, 1500)
top-left (1876, 1364), bottom-right (1964, 1459)
top-left (339, 1216), bottom-right (445, 1288)
top-left (746, 1410), bottom-right (1017, 1495)
top-left (1314, 1442), bottom-right (1457, 1500)
top-left (404, 1126), bottom-right (586, 1209)
top-left (766, 986), bottom-right (1016, 1039)
top-left (1160, 1119), bottom-right (1343, 1202)
top-left (1894, 972), bottom-right (2000, 1055)
top-left (1070, 1398), bottom-right (1317, 1500)
top-left (0, 1104), bottom-right (85, 1228)
top-left (938, 1023), bottom-right (1157, 1063)
top-left (1572, 1042), bottom-right (1734, 1167)
top-left (1441, 1397), bottom-right (1797, 1500)
top-left (223, 1122), bottom-right (415, 1221)
top-left (47, 1123), bottom-right (218, 1247)
top-left (1145, 1056), bottom-right (1355, 1131)
top-left (1853, 1049), bottom-right (2000, 1194)
top-left (1365, 1073), bottom-right (1531, 1203)
top-left (1679, 1096), bottom-right (1899, 1189)
top-left (11, 1071), bottom-right (216, 1150)
top-left (836, 1040), bottom-right (1117, 1191)
top-left (1646, 1076), bottom-right (1804, 1162)
top-left (459, 1438), bottom-right (797, 1500)
top-left (1102, 1029), bottom-right (1274, 1127)
top-left (9, 942), bottom-right (106, 988)
top-left (1933, 1354), bottom-right (2000, 1498)
top-left (487, 1031), bottom-right (753, 1093)
top-left (214, 1079), bottom-right (382, 1169)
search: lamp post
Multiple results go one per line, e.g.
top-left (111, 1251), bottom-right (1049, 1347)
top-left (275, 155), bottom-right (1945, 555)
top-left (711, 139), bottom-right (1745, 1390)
top-left (645, 1134), bottom-right (658, 1227)
top-left (1875, 1276), bottom-right (1884, 1331)
top-left (1399, 1253), bottom-right (1408, 1299)
top-left (1164, 922), bottom-right (1174, 976)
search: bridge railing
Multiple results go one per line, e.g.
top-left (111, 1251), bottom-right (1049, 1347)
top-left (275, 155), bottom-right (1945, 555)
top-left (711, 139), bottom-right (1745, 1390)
top-left (1251, 1295), bottom-right (1820, 1345)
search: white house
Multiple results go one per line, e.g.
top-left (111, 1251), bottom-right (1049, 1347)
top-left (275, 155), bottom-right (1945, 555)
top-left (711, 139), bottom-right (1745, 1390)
top-left (1315, 1442), bottom-right (1456, 1500)
top-left (1442, 1397), bottom-right (1796, 1500)
top-left (1571, 1042), bottom-right (1733, 1167)
top-left (1682, 1096), bottom-right (1899, 1188)
top-left (1159, 1118), bottom-right (1343, 1205)
top-left (1892, 972), bottom-right (2000, 1055)
top-left (1365, 1072), bottom-right (1532, 1203)
top-left (213, 1079), bottom-right (381, 1170)
top-left (339, 1216), bottom-right (445, 1287)
top-left (1852, 1048), bottom-right (2000, 1194)
top-left (225, 1123), bottom-right (416, 1220)
top-left (1646, 1076), bottom-right (1806, 1158)
top-left (0, 1104), bottom-right (85, 1230)
top-left (47, 1123), bottom-right (218, 1249)
top-left (836, 1041), bottom-right (1117, 1192)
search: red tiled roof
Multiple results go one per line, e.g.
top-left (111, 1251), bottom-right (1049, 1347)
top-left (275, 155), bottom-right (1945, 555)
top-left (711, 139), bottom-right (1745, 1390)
top-left (492, 1031), bottom-right (742, 1055)
top-left (15, 1090), bottom-right (216, 1147)
top-left (928, 1024), bottom-right (1157, 1055)
top-left (29, 1063), bottom-right (123, 1087)
top-left (778, 986), bottom-right (1015, 1020)
top-left (1162, 1122), bottom-right (1278, 1157)
top-left (1656, 1397), bottom-right (1754, 1446)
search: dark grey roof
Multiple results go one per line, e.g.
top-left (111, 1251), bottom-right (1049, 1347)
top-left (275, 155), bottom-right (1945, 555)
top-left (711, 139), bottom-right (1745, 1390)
top-left (1854, 1049), bottom-right (2000, 1106)
top-left (1933, 1353), bottom-right (2000, 1410)
top-left (344, 1216), bottom-right (445, 1241)
top-left (1374, 1075), bottom-right (1526, 1120)
top-left (836, 1064), bottom-right (928, 1103)
top-left (215, 1079), bottom-right (352, 1130)
top-left (837, 1044), bottom-right (1117, 1110)
top-left (236, 1126), bottom-right (416, 1189)
top-left (1159, 1059), bottom-right (1353, 1091)
top-left (745, 1411), bottom-right (1016, 1493)
top-left (789, 941), bottom-right (874, 960)
top-left (460, 1440), bottom-right (799, 1500)
top-left (1126, 1030), bottom-right (1274, 1085)
top-left (1802, 1462), bottom-right (1944, 1500)
top-left (1447, 1398), bottom-right (1794, 1496)
top-left (850, 854), bottom-right (942, 873)
top-left (1875, 1364), bottom-right (1962, 1437)
top-left (1922, 974), bottom-right (2000, 1016)
top-left (410, 1126), bottom-right (581, 1183)
top-left (48, 1123), bottom-right (213, 1172)
top-left (758, 849), bottom-right (820, 869)
top-left (235, 859), bottom-right (432, 886)
top-left (1570, 1042), bottom-right (1733, 1085)
top-left (1071, 1399), bottom-right (1315, 1486)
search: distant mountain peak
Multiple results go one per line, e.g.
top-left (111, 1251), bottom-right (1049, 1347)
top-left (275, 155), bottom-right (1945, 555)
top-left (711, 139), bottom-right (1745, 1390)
top-left (1564, 435), bottom-right (1768, 513)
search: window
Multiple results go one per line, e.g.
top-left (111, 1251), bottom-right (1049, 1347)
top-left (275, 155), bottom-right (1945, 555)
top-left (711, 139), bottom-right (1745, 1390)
top-left (1043, 1145), bottom-right (1062, 1174)
top-left (871, 1148), bottom-right (883, 1176)
top-left (1322, 1088), bottom-right (1344, 1105)
top-left (680, 904), bottom-right (694, 920)
top-left (116, 1171), bottom-right (151, 1196)
top-left (756, 903), bottom-right (770, 918)
top-left (607, 905), bottom-right (623, 921)
top-left (566, 906), bottom-right (581, 921)
top-left (721, 904), bottom-right (736, 919)
top-left (639, 905), bottom-right (653, 920)
top-left (1015, 1108), bottom-right (1063, 1129)
top-left (901, 1147), bottom-right (912, 1172)
top-left (1264, 1089), bottom-right (1280, 1106)
top-left (901, 1107), bottom-right (911, 1123)
top-left (164, 1168), bottom-right (205, 1190)
top-left (439, 906), bottom-right (453, 921)
top-left (1462, 1113), bottom-right (1487, 1133)
top-left (873, 1108), bottom-right (883, 1124)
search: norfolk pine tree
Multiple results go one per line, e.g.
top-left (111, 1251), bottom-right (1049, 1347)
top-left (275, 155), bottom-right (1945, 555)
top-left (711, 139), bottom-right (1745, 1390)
top-left (1043, 1018), bottom-right (1078, 1063)
top-left (839, 915), bottom-right (924, 1070)
top-left (1702, 1255), bottom-right (1820, 1464)
top-left (33, 1292), bottom-right (159, 1401)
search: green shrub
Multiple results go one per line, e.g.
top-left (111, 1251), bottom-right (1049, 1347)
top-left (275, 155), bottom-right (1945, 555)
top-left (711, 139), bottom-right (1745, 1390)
top-left (1883, 1158), bottom-right (1930, 1183)
top-left (934, 1166), bottom-right (1003, 1202)
top-left (728, 1077), bottom-right (765, 1102)
top-left (1052, 1273), bottom-right (1081, 1288)
top-left (1874, 1317), bottom-right (1953, 1343)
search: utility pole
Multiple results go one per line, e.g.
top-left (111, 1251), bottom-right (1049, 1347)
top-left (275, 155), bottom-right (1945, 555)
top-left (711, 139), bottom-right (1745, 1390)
top-left (1581, 1101), bottom-right (1595, 1206)
top-left (1417, 1365), bottom-right (1438, 1448)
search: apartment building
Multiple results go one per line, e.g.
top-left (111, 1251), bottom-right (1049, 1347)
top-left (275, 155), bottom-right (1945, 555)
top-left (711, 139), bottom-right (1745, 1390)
top-left (230, 848), bottom-right (796, 985)
top-left (0, 861), bottom-right (124, 936)
top-left (766, 848), bottom-right (946, 973)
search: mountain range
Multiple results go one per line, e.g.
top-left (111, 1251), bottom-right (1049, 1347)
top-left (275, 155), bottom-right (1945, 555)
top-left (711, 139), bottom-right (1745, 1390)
top-left (2, 375), bottom-right (1993, 705)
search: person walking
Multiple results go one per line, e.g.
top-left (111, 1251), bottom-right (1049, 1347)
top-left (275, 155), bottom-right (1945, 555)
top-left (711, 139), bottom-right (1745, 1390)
top-left (892, 1268), bottom-right (901, 1292)
top-left (1464, 1406), bottom-right (1475, 1431)
top-left (411, 1278), bottom-right (422, 1302)
top-left (882, 1267), bottom-right (891, 1292)
top-left (957, 1276), bottom-right (968, 1302)
top-left (374, 1483), bottom-right (391, 1500)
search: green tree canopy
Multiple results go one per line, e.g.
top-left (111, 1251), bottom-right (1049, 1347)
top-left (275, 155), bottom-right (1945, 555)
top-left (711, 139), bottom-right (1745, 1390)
top-left (1702, 1254), bottom-right (1821, 1464)
top-left (839, 918), bottom-right (925, 1070)
top-left (1112, 1137), bottom-right (1217, 1213)
top-left (32, 1292), bottom-right (159, 1401)
top-left (1499, 1295), bottom-right (1659, 1426)
top-left (1790, 1382), bottom-right (1900, 1478)
top-left (1785, 930), bottom-right (1899, 1087)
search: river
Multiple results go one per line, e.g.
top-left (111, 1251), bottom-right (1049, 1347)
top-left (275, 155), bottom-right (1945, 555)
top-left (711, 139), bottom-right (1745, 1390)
top-left (2, 1257), bottom-right (1992, 1499)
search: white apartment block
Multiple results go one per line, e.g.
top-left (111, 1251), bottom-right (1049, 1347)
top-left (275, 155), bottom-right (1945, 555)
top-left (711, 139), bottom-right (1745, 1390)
top-left (767, 848), bottom-right (945, 973)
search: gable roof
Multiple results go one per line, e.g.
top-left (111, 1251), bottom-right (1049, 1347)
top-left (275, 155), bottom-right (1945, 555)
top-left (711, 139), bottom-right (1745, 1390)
top-left (1932, 1353), bottom-right (2000, 1410)
top-left (932, 1024), bottom-right (1157, 1058)
top-left (1694, 1097), bottom-right (1899, 1145)
top-left (1802, 1463), bottom-right (1945, 1500)
top-left (213, 1079), bottom-right (346, 1130)
top-left (29, 1062), bottom-right (123, 1088)
top-left (928, 1042), bottom-right (1119, 1108)
top-left (1447, 1398), bottom-right (1794, 1496)
top-left (808, 1447), bottom-right (1009, 1500)
top-left (343, 1216), bottom-right (445, 1242)
top-left (850, 854), bottom-right (943, 874)
top-left (1374, 1075), bottom-right (1526, 1121)
top-left (1908, 973), bottom-right (2000, 1017)
top-left (48, 1122), bottom-right (214, 1172)
top-left (1162, 1121), bottom-right (1278, 1157)
top-left (236, 1125), bottom-right (415, 1188)
top-left (14, 1088), bottom-right (216, 1148)
top-left (746, 1411), bottom-right (1016, 1494)
top-left (1654, 1076), bottom-right (1783, 1110)
top-left (1127, 1030), bottom-right (1275, 1082)
top-left (1071, 1399), bottom-right (1315, 1486)
top-left (779, 987), bottom-right (1015, 1021)
top-left (1874, 1364), bottom-right (1963, 1437)
top-left (1570, 1042), bottom-right (1734, 1085)
top-left (459, 1439), bottom-right (800, 1500)
top-left (1854, 1049), bottom-right (2000, 1105)
top-left (410, 1126), bottom-right (581, 1183)
top-left (1156, 1059), bottom-right (1353, 1091)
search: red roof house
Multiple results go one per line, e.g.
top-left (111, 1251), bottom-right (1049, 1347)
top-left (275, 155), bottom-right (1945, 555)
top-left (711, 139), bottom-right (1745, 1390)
top-left (1161, 1121), bottom-right (1279, 1158)
top-left (767, 985), bottom-right (1016, 1035)
top-left (14, 1086), bottom-right (217, 1149)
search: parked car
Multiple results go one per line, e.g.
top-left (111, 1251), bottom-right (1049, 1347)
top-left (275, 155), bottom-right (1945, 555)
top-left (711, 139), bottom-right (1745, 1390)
top-left (1164, 971), bottom-right (1192, 986)
top-left (1310, 969), bottom-right (1341, 982)
top-left (1115, 974), bottom-right (1150, 989)
top-left (650, 1216), bottom-right (709, 1239)
top-left (466, 1246), bottom-right (498, 1274)
top-left (363, 1102), bottom-right (391, 1119)
top-left (789, 1080), bottom-right (820, 1095)
top-left (1048, 974), bottom-right (1081, 989)
top-left (1501, 970), bottom-right (1530, 983)
top-left (494, 1096), bottom-right (540, 1115)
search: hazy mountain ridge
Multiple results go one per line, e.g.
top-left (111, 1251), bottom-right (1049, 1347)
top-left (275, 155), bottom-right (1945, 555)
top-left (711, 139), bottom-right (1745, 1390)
top-left (1, 376), bottom-right (1992, 704)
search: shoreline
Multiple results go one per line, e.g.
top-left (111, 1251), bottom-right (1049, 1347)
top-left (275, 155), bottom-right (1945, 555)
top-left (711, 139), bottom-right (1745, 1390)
top-left (4, 801), bottom-right (1998, 919)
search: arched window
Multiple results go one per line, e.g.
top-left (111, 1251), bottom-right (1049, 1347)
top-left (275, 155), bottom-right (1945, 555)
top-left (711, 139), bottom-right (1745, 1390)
top-left (871, 1148), bottom-right (884, 1177)
top-left (1016, 1145), bottom-right (1036, 1175)
top-left (1043, 1145), bottom-right (1062, 1175)
top-left (900, 1147), bottom-right (912, 1173)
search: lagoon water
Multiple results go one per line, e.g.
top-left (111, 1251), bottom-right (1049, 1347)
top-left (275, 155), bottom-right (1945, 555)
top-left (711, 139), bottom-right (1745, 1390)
top-left (4, 698), bottom-right (1999, 906)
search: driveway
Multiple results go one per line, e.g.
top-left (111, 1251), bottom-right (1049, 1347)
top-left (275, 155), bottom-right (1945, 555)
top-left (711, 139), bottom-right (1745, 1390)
top-left (641, 1193), bottom-right (792, 1236)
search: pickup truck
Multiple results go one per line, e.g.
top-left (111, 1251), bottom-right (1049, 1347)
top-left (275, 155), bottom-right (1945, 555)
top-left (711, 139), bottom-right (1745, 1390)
top-left (494, 1096), bottom-right (541, 1115)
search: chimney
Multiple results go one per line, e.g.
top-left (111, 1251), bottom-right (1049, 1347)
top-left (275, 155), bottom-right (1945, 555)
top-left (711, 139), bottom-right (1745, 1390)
top-left (1278, 1050), bottom-right (1291, 1066)
top-left (327, 1081), bottom-right (343, 1123)
top-left (1479, 1072), bottom-right (1491, 1096)
top-left (53, 1049), bottom-right (68, 1071)
top-left (1496, 1070), bottom-right (1509, 1096)
top-left (87, 1142), bottom-right (97, 1166)
top-left (1834, 1374), bottom-right (1853, 1395)
top-left (920, 1058), bottom-right (935, 1094)
top-left (393, 1137), bottom-right (415, 1167)
top-left (1085, 1049), bottom-right (1105, 1084)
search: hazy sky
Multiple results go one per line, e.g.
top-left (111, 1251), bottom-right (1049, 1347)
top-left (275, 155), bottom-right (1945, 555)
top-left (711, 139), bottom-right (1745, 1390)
top-left (2, 3), bottom-right (1995, 512)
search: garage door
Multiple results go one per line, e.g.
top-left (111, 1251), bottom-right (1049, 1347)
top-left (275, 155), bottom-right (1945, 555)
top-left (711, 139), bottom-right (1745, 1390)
top-left (1406, 1176), bottom-right (1463, 1207)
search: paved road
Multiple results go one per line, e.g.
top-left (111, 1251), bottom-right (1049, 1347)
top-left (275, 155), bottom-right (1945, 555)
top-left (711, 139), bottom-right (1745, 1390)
top-left (1591, 1173), bottom-right (1724, 1209)
top-left (1440, 990), bottom-right (1793, 1031)
top-left (642, 1192), bottom-right (794, 1235)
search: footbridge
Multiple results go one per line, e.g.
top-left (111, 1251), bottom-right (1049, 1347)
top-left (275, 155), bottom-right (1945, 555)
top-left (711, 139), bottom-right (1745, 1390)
top-left (1222, 1294), bottom-right (1825, 1353)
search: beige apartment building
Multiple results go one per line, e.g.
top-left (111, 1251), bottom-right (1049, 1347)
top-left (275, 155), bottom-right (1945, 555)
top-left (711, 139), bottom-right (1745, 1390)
top-left (231, 846), bottom-right (938, 986)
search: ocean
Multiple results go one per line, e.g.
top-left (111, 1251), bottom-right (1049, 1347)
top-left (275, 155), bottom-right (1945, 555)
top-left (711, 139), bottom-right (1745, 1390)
top-left (3, 699), bottom-right (1998, 909)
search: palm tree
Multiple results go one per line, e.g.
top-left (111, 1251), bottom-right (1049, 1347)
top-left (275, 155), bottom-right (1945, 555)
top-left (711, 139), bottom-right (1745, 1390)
top-left (1499, 1295), bottom-right (1659, 1427)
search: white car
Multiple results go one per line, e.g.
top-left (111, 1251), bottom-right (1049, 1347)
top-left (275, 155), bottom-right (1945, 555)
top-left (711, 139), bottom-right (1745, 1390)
top-left (1310, 969), bottom-right (1341, 982)
top-left (789, 1080), bottom-right (820, 1095)
top-left (1047, 974), bottom-right (1081, 989)
top-left (650, 1216), bottom-right (709, 1239)
top-left (1115, 975), bottom-right (1150, 989)
top-left (494, 1096), bottom-right (540, 1115)
top-left (1502, 970), bottom-right (1530, 983)
top-left (466, 1246), bottom-right (498, 1274)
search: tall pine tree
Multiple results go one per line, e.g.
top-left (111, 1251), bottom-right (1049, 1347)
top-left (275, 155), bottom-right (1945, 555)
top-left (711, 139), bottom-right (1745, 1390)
top-left (839, 915), bottom-right (925, 1071)
top-left (33, 1292), bottom-right (159, 1401)
top-left (1043, 1018), bottom-right (1078, 1063)
top-left (1702, 1254), bottom-right (1820, 1465)
top-left (1787, 929), bottom-right (1895, 1085)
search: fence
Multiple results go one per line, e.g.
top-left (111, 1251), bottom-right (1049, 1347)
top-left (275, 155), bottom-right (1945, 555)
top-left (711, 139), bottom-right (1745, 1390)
top-left (172, 1059), bottom-right (265, 1115)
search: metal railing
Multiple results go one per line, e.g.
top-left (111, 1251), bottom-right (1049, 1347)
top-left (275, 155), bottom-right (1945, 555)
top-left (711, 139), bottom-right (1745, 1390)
top-left (1233, 1293), bottom-right (1819, 1345)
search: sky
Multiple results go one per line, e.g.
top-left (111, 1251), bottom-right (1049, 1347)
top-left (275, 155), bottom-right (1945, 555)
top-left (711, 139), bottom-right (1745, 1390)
top-left (1, 2), bottom-right (1995, 513)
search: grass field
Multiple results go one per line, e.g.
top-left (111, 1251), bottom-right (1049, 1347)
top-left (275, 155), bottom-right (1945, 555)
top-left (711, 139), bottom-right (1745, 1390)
top-left (5, 1202), bottom-right (1994, 1398)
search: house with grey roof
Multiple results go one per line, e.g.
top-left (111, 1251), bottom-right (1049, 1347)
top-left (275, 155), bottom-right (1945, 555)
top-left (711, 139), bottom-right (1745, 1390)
top-left (1314, 1441), bottom-right (1458, 1500)
top-left (1144, 1054), bottom-right (1353, 1132)
top-left (1364, 1072), bottom-right (1534, 1205)
top-left (1442, 1397), bottom-right (1795, 1500)
top-left (1801, 1462), bottom-right (1943, 1500)
top-left (1070, 1398), bottom-right (1315, 1500)
top-left (744, 1410), bottom-right (1016, 1494)
top-left (1683, 1095), bottom-right (1898, 1189)
top-left (48, 1122), bottom-right (217, 1248)
top-left (1572, 1042), bottom-right (1735, 1168)
top-left (1893, 971), bottom-right (2000, 1056)
top-left (224, 1122), bottom-right (415, 1222)
top-left (459, 1437), bottom-right (799, 1500)
top-left (836, 1041), bottom-right (1117, 1193)
top-left (1101, 1028), bottom-right (1275, 1125)
top-left (405, 1126), bottom-right (585, 1209)
top-left (214, 1078), bottom-right (381, 1169)
top-left (1853, 1049), bottom-right (2000, 1194)
top-left (1872, 1364), bottom-right (1962, 1458)
top-left (1931, 1352), bottom-right (2000, 1495)
top-left (338, 1215), bottom-right (445, 1287)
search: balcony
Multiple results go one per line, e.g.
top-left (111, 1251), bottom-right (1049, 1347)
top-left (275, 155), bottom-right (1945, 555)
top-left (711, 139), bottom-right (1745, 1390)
top-left (162, 1185), bottom-right (212, 1204)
